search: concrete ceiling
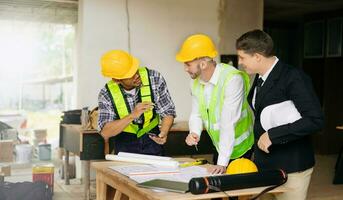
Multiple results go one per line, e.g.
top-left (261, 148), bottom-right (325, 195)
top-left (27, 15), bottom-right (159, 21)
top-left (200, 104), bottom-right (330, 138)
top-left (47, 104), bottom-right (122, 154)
top-left (0, 0), bottom-right (78, 9)
top-left (264, 0), bottom-right (343, 22)
top-left (1, 0), bottom-right (342, 23)
top-left (0, 0), bottom-right (78, 23)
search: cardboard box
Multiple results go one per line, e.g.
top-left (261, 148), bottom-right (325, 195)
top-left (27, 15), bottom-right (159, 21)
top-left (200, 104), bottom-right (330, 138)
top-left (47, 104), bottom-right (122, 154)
top-left (0, 164), bottom-right (11, 176)
top-left (0, 140), bottom-right (13, 162)
top-left (32, 165), bottom-right (54, 193)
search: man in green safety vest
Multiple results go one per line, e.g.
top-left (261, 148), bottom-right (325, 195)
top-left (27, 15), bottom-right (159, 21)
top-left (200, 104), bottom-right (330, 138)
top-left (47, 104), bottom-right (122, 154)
top-left (176, 34), bottom-right (254, 174)
top-left (98, 50), bottom-right (176, 155)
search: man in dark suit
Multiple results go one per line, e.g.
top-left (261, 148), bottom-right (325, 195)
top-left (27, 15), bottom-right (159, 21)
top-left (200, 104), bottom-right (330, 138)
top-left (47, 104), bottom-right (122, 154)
top-left (236, 29), bottom-right (324, 200)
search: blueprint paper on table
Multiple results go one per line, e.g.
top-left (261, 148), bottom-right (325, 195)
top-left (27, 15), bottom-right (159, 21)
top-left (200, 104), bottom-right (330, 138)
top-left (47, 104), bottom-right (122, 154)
top-left (109, 165), bottom-right (210, 183)
top-left (109, 164), bottom-right (179, 176)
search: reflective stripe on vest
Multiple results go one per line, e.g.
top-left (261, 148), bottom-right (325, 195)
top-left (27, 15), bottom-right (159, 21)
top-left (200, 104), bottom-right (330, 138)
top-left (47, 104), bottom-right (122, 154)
top-left (192, 63), bottom-right (254, 159)
top-left (106, 67), bottom-right (159, 138)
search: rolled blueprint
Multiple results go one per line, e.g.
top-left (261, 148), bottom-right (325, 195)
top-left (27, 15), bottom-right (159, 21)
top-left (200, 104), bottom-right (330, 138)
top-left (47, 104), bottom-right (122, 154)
top-left (117, 152), bottom-right (173, 161)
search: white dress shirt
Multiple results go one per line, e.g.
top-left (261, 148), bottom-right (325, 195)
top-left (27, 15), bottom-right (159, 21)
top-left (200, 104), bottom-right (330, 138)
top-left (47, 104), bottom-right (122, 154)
top-left (189, 64), bottom-right (244, 166)
top-left (252, 57), bottom-right (279, 108)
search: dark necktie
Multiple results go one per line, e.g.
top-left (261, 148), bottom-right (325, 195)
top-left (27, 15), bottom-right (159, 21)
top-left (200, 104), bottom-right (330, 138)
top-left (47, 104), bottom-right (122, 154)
top-left (255, 77), bottom-right (264, 98)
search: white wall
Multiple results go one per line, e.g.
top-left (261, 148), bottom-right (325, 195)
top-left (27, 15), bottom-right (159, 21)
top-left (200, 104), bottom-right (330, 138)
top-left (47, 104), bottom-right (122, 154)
top-left (219, 0), bottom-right (264, 54)
top-left (76, 0), bottom-right (263, 120)
top-left (76, 0), bottom-right (129, 110)
top-left (77, 0), bottom-right (219, 120)
top-left (129, 0), bottom-right (220, 121)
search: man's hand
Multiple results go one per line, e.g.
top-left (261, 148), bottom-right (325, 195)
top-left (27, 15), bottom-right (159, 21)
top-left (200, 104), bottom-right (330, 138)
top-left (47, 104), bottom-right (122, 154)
top-left (185, 132), bottom-right (200, 146)
top-left (258, 132), bottom-right (272, 153)
top-left (149, 131), bottom-right (168, 145)
top-left (131, 102), bottom-right (154, 119)
top-left (208, 165), bottom-right (226, 174)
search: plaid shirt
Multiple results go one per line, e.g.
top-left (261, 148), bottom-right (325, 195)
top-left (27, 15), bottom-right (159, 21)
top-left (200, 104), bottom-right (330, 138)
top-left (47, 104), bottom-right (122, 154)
top-left (98, 68), bottom-right (176, 131)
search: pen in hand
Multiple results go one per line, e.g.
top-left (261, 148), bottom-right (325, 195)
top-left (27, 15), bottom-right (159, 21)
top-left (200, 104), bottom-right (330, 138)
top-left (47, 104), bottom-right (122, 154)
top-left (186, 132), bottom-right (200, 152)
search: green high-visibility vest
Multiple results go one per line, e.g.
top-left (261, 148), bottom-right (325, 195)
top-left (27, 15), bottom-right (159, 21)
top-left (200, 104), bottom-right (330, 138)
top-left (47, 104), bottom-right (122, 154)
top-left (192, 63), bottom-right (254, 159)
top-left (106, 67), bottom-right (159, 138)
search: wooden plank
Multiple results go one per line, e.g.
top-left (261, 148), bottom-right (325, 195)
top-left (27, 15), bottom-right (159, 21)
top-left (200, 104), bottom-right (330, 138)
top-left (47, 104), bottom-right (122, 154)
top-left (99, 171), bottom-right (152, 200)
top-left (113, 191), bottom-right (122, 200)
top-left (96, 172), bottom-right (107, 200)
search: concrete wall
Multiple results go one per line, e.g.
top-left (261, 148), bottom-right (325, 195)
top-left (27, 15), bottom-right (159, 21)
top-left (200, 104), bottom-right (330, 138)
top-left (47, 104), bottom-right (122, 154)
top-left (76, 0), bottom-right (129, 111)
top-left (76, 0), bottom-right (263, 121)
top-left (219, 0), bottom-right (264, 54)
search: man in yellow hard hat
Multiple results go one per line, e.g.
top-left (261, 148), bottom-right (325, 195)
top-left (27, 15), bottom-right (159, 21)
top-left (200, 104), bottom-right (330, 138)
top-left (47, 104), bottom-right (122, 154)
top-left (176, 34), bottom-right (254, 174)
top-left (98, 50), bottom-right (176, 155)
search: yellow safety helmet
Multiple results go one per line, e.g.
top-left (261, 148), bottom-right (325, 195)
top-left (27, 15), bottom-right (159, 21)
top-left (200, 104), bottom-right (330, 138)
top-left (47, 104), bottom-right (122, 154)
top-left (176, 34), bottom-right (218, 63)
top-left (226, 158), bottom-right (258, 175)
top-left (100, 50), bottom-right (139, 79)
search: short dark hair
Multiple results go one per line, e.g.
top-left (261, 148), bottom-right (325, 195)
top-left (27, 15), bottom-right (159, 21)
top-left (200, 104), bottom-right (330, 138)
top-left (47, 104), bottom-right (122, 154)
top-left (236, 29), bottom-right (274, 57)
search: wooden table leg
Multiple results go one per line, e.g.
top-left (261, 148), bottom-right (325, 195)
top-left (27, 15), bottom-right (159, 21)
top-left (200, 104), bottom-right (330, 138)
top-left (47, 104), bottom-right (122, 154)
top-left (64, 149), bottom-right (70, 185)
top-left (114, 190), bottom-right (122, 200)
top-left (238, 196), bottom-right (250, 200)
top-left (83, 160), bottom-right (90, 200)
top-left (96, 172), bottom-right (107, 200)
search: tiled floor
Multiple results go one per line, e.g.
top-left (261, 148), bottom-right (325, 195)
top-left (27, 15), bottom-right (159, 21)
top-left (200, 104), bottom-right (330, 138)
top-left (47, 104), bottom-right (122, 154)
top-left (307, 155), bottom-right (343, 200)
top-left (2, 154), bottom-right (343, 200)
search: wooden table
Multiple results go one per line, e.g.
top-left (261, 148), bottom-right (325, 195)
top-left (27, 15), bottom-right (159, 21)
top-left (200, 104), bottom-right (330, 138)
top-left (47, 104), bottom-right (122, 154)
top-left (92, 161), bottom-right (288, 200)
top-left (59, 121), bottom-right (215, 200)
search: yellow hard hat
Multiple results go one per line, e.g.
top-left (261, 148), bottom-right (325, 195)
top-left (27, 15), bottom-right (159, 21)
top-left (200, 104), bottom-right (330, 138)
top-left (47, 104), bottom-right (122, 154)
top-left (226, 158), bottom-right (258, 175)
top-left (176, 34), bottom-right (218, 63)
top-left (100, 50), bottom-right (139, 79)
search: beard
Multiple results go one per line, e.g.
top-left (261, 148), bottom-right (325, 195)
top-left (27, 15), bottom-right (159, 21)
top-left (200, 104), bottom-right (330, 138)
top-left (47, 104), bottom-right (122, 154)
top-left (189, 64), bottom-right (201, 79)
top-left (133, 78), bottom-right (141, 86)
top-left (120, 76), bottom-right (141, 90)
top-left (190, 73), bottom-right (199, 79)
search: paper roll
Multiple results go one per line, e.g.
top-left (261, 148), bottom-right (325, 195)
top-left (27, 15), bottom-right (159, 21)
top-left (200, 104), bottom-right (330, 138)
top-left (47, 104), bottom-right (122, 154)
top-left (260, 100), bottom-right (301, 131)
top-left (105, 154), bottom-right (179, 168)
top-left (117, 152), bottom-right (172, 161)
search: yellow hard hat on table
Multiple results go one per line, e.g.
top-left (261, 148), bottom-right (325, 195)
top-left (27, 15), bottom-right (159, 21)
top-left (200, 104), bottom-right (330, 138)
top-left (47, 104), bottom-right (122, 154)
top-left (101, 50), bottom-right (139, 79)
top-left (226, 158), bottom-right (258, 175)
top-left (176, 34), bottom-right (218, 63)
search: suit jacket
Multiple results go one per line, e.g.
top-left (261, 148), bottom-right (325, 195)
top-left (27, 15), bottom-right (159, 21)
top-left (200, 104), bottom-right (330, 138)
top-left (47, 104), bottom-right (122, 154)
top-left (248, 61), bottom-right (324, 173)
